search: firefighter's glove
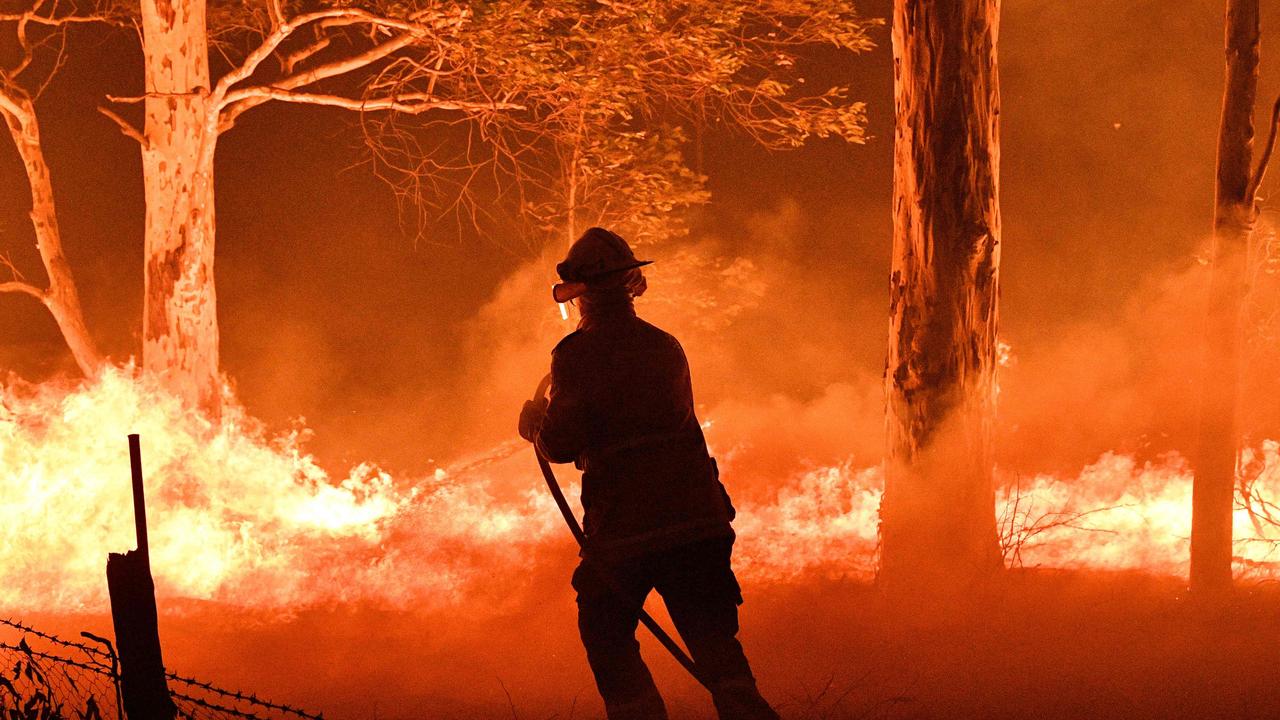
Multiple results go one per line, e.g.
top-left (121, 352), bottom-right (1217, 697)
top-left (518, 397), bottom-right (548, 443)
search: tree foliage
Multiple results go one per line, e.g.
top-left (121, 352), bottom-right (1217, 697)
top-left (7, 0), bottom-right (876, 252)
top-left (344, 0), bottom-right (880, 248)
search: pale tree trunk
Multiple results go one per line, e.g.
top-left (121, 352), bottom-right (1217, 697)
top-left (1, 96), bottom-right (104, 376)
top-left (564, 121), bottom-right (584, 250)
top-left (140, 0), bottom-right (221, 412)
top-left (1190, 0), bottom-right (1261, 594)
top-left (881, 0), bottom-right (1003, 588)
top-left (565, 151), bottom-right (579, 248)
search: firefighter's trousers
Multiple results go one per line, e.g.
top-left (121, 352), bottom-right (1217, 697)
top-left (572, 537), bottom-right (779, 720)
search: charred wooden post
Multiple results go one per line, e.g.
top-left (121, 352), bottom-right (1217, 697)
top-left (1191, 0), bottom-right (1262, 595)
top-left (106, 434), bottom-right (176, 720)
top-left (881, 0), bottom-right (1003, 588)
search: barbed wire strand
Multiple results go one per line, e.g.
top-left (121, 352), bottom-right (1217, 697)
top-left (1, 616), bottom-right (112, 659)
top-left (2, 619), bottom-right (324, 720)
top-left (166, 672), bottom-right (324, 720)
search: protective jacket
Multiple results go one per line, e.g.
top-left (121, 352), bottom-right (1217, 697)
top-left (536, 302), bottom-right (734, 559)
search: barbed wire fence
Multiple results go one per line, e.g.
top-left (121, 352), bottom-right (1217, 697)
top-left (0, 616), bottom-right (120, 719)
top-left (1, 617), bottom-right (322, 720)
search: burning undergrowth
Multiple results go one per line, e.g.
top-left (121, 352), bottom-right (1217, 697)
top-left (5, 365), bottom-right (1280, 616)
top-left (0, 367), bottom-right (557, 612)
top-left (6, 218), bottom-right (1280, 615)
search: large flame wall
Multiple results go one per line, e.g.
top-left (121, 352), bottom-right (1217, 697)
top-left (6, 366), bottom-right (1280, 615)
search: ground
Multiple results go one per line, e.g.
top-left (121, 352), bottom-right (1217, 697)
top-left (24, 569), bottom-right (1280, 719)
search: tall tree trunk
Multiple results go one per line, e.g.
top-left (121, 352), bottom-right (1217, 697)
top-left (2, 99), bottom-right (104, 376)
top-left (881, 0), bottom-right (1003, 587)
top-left (140, 0), bottom-right (221, 412)
top-left (1190, 0), bottom-right (1261, 594)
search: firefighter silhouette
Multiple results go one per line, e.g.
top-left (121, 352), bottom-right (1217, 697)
top-left (519, 227), bottom-right (778, 720)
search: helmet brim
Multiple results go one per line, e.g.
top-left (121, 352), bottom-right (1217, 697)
top-left (577, 259), bottom-right (653, 281)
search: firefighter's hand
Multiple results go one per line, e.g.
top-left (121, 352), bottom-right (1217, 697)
top-left (518, 398), bottom-right (548, 443)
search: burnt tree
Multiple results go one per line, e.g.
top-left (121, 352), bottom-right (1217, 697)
top-left (1190, 0), bottom-right (1279, 593)
top-left (881, 0), bottom-right (1002, 586)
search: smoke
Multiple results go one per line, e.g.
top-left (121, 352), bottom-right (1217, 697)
top-left (996, 255), bottom-right (1213, 473)
top-left (7, 1), bottom-right (1280, 715)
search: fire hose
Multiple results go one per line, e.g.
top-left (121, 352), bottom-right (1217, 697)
top-left (530, 374), bottom-right (712, 691)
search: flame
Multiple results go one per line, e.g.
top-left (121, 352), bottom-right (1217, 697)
top-left (3, 367), bottom-right (1280, 614)
top-left (0, 367), bottom-right (561, 611)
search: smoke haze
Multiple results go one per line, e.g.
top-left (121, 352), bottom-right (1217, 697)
top-left (7, 0), bottom-right (1280, 717)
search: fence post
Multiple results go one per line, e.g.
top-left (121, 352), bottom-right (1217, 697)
top-left (106, 434), bottom-right (176, 720)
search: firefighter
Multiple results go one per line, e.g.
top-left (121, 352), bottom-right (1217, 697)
top-left (518, 227), bottom-right (779, 720)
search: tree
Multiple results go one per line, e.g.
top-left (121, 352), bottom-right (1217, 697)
top-left (521, 125), bottom-right (709, 251)
top-left (0, 1), bottom-right (117, 376)
top-left (97, 0), bottom-right (538, 411)
top-left (439, 0), bottom-right (879, 254)
top-left (880, 0), bottom-right (1003, 588)
top-left (1190, 0), bottom-right (1280, 594)
top-left (113, 0), bottom-right (878, 411)
top-left (4, 0), bottom-right (878, 414)
top-left (3, 0), bottom-right (517, 405)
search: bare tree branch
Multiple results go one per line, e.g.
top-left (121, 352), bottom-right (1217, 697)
top-left (5, 8), bottom-right (38, 79)
top-left (217, 30), bottom-right (427, 130)
top-left (0, 84), bottom-right (28, 122)
top-left (1, 1), bottom-right (125, 84)
top-left (210, 8), bottom-right (432, 107)
top-left (96, 105), bottom-right (147, 147)
top-left (280, 34), bottom-right (330, 76)
top-left (270, 32), bottom-right (429, 95)
top-left (0, 248), bottom-right (45, 303)
top-left (105, 90), bottom-right (205, 103)
top-left (219, 87), bottom-right (522, 115)
top-left (1248, 95), bottom-right (1280, 201)
top-left (266, 0), bottom-right (285, 29)
top-left (0, 12), bottom-right (106, 26)
top-left (0, 280), bottom-right (46, 302)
